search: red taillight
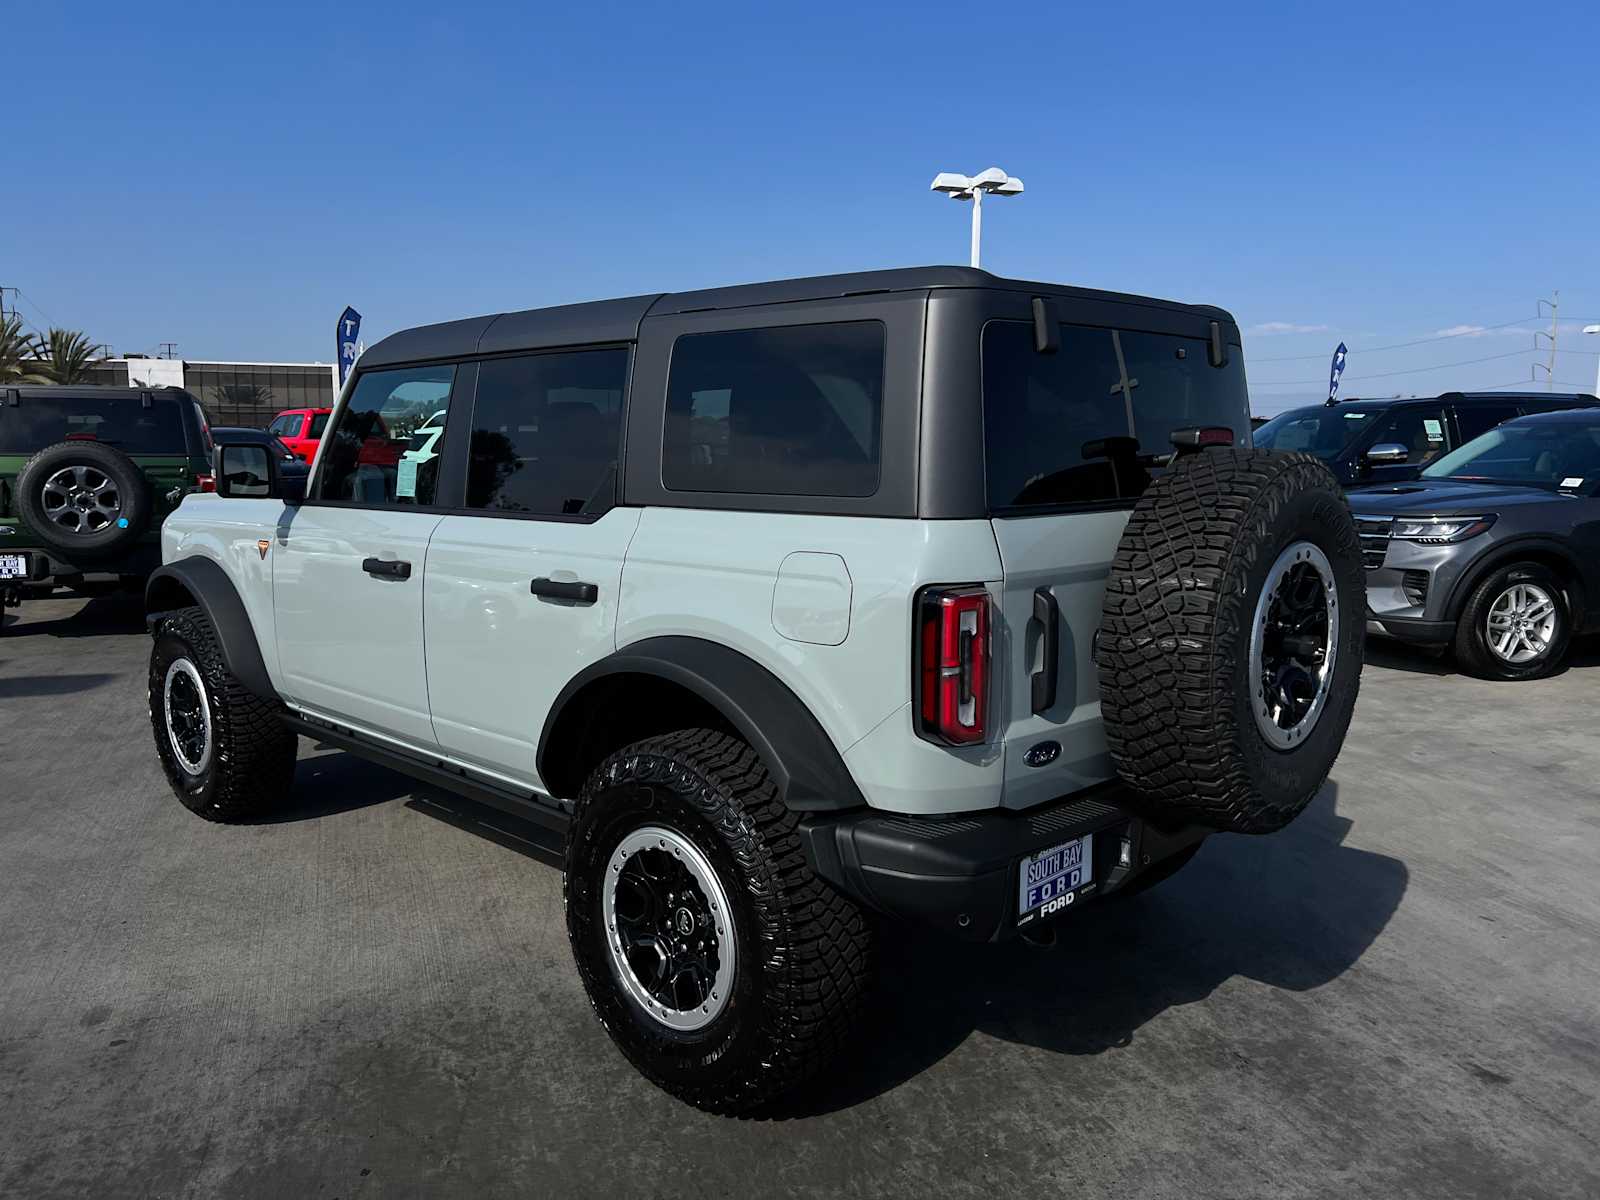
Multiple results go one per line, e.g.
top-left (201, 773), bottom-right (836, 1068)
top-left (195, 473), bottom-right (216, 493)
top-left (916, 586), bottom-right (990, 746)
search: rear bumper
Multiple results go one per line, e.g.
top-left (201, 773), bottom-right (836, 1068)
top-left (800, 786), bottom-right (1207, 942)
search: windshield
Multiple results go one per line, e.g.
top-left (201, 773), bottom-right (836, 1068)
top-left (0, 394), bottom-right (188, 454)
top-left (1422, 420), bottom-right (1600, 490)
top-left (1252, 405), bottom-right (1382, 459)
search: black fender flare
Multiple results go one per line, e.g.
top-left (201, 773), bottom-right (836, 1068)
top-left (1442, 536), bottom-right (1588, 628)
top-left (145, 556), bottom-right (277, 700)
top-left (537, 635), bottom-right (866, 813)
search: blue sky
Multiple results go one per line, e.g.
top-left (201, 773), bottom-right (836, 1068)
top-left (6, 0), bottom-right (1599, 414)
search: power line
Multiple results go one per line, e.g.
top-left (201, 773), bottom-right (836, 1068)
top-left (1253, 347), bottom-right (1535, 387)
top-left (1250, 315), bottom-right (1600, 362)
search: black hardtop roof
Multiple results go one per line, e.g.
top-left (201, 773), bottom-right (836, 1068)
top-left (3, 384), bottom-right (195, 400)
top-left (360, 266), bottom-right (1238, 369)
top-left (1296, 391), bottom-right (1600, 413)
top-left (1507, 405), bottom-right (1600, 424)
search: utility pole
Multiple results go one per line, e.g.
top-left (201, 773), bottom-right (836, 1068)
top-left (0, 285), bottom-right (12, 322)
top-left (159, 342), bottom-right (177, 360)
top-left (1536, 293), bottom-right (1558, 392)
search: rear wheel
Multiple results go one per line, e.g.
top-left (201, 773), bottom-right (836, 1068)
top-left (1454, 562), bottom-right (1570, 681)
top-left (564, 729), bottom-right (873, 1113)
top-left (148, 606), bottom-right (298, 821)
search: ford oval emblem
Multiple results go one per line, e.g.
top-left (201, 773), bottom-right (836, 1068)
top-left (1024, 740), bottom-right (1061, 768)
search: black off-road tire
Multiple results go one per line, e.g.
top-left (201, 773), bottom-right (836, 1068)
top-left (17, 441), bottom-right (153, 558)
top-left (148, 605), bottom-right (297, 821)
top-left (1095, 450), bottom-right (1364, 834)
top-left (1453, 561), bottom-right (1571, 681)
top-left (564, 729), bottom-right (874, 1114)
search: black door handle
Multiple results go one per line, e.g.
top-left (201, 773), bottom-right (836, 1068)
top-left (362, 557), bottom-right (412, 580)
top-left (530, 577), bottom-right (598, 604)
top-left (1031, 586), bottom-right (1059, 714)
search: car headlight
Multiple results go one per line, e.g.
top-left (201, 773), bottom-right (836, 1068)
top-left (1390, 515), bottom-right (1496, 543)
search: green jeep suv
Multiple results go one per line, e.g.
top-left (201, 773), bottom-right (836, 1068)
top-left (0, 385), bottom-right (213, 630)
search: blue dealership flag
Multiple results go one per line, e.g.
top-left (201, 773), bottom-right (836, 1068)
top-left (1327, 342), bottom-right (1348, 404)
top-left (337, 306), bottom-right (362, 385)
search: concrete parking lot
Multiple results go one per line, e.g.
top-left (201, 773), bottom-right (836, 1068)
top-left (1, 594), bottom-right (1597, 1199)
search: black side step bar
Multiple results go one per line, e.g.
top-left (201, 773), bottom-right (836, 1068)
top-left (282, 714), bottom-right (572, 836)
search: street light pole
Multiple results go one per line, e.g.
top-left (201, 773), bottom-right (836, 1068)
top-left (931, 167), bottom-right (1024, 269)
top-left (1583, 325), bottom-right (1600, 397)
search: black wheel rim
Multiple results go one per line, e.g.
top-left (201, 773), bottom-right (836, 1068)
top-left (162, 658), bottom-right (212, 775)
top-left (1249, 541), bottom-right (1338, 749)
top-left (603, 826), bottom-right (735, 1031)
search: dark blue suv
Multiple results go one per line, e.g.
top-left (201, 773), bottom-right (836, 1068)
top-left (1253, 391), bottom-right (1599, 488)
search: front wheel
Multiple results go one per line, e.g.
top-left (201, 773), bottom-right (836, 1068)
top-left (1454, 562), bottom-right (1571, 681)
top-left (564, 729), bottom-right (873, 1113)
top-left (148, 606), bottom-right (298, 820)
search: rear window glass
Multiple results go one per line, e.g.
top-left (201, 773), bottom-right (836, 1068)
top-left (0, 394), bottom-right (188, 455)
top-left (309, 412), bottom-right (330, 437)
top-left (664, 322), bottom-right (884, 497)
top-left (981, 321), bottom-right (1249, 510)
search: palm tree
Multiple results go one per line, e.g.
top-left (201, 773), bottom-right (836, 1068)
top-left (34, 327), bottom-right (107, 385)
top-left (0, 313), bottom-right (49, 384)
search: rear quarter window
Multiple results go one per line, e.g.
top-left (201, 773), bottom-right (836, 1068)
top-left (981, 321), bottom-right (1249, 511)
top-left (0, 395), bottom-right (188, 455)
top-left (663, 321), bottom-right (884, 498)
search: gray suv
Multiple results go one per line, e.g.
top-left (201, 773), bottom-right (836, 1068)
top-left (1353, 408), bottom-right (1600, 679)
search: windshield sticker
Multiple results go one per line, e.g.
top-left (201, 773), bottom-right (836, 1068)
top-left (1423, 419), bottom-right (1443, 441)
top-left (1561, 476), bottom-right (1584, 489)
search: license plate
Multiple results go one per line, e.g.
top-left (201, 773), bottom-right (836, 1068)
top-left (1017, 833), bottom-right (1093, 924)
top-left (0, 553), bottom-right (26, 580)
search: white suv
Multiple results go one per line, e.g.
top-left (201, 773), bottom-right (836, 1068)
top-left (145, 267), bottom-right (1364, 1112)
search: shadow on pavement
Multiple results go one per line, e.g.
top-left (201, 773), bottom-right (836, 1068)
top-left (242, 746), bottom-right (434, 825)
top-left (1, 591), bottom-right (147, 639)
top-left (0, 672), bottom-right (118, 698)
top-left (1368, 632), bottom-right (1600, 679)
top-left (780, 781), bottom-right (1407, 1117)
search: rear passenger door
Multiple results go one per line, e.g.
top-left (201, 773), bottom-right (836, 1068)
top-left (422, 347), bottom-right (638, 788)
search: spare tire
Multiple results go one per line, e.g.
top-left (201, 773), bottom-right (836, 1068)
top-left (16, 441), bottom-right (153, 558)
top-left (1095, 449), bottom-right (1363, 834)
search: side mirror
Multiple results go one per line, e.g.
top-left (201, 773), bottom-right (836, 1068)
top-left (214, 442), bottom-right (305, 504)
top-left (1363, 442), bottom-right (1410, 466)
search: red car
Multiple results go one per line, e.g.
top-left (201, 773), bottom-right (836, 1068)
top-left (266, 408), bottom-right (332, 462)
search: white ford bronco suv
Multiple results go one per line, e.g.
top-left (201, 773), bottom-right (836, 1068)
top-left (144, 267), bottom-right (1363, 1112)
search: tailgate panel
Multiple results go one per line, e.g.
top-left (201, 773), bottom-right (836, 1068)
top-left (990, 510), bottom-right (1128, 810)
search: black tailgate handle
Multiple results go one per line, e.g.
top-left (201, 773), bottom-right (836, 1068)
top-left (1031, 587), bottom-right (1059, 714)
top-left (530, 577), bottom-right (598, 605)
top-left (361, 557), bottom-right (411, 580)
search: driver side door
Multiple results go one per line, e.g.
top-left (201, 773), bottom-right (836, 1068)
top-left (271, 363), bottom-right (462, 746)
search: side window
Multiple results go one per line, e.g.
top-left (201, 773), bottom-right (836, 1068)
top-left (1454, 404), bottom-right (1518, 444)
top-left (1370, 406), bottom-right (1448, 465)
top-left (465, 348), bottom-right (628, 516)
top-left (664, 322), bottom-right (884, 497)
top-left (309, 412), bottom-right (330, 438)
top-left (315, 365), bottom-right (455, 506)
top-left (266, 414), bottom-right (293, 437)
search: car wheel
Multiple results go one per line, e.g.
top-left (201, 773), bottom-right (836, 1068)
top-left (1096, 450), bottom-right (1365, 834)
top-left (148, 605), bottom-right (298, 820)
top-left (564, 728), bottom-right (874, 1113)
top-left (1454, 562), bottom-right (1571, 681)
top-left (16, 441), bottom-right (153, 558)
